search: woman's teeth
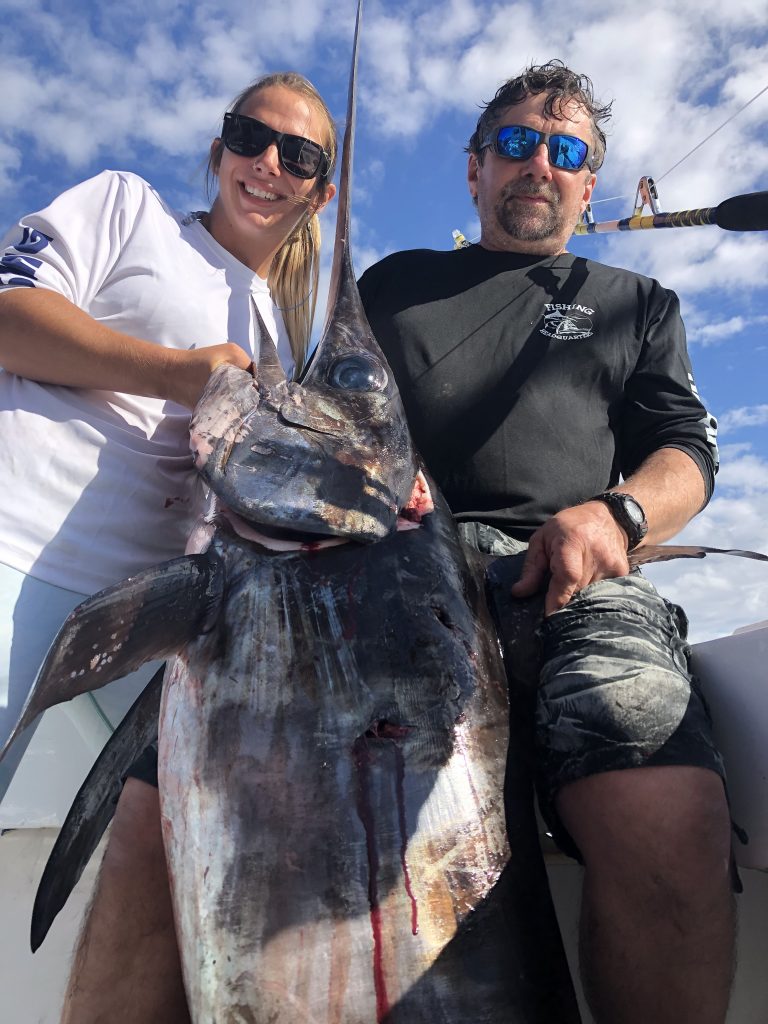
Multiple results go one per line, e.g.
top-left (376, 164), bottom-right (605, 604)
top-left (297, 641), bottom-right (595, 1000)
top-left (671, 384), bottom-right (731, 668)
top-left (243, 184), bottom-right (279, 201)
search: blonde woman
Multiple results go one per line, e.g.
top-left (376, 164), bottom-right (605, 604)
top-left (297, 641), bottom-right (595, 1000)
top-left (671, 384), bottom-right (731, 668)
top-left (0, 72), bottom-right (336, 1022)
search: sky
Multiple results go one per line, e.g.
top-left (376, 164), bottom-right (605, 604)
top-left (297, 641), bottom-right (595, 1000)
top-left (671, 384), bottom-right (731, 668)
top-left (2, 0), bottom-right (767, 643)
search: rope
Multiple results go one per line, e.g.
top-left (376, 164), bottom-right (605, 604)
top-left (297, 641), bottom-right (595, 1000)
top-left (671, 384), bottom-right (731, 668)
top-left (591, 82), bottom-right (768, 206)
top-left (656, 83), bottom-right (768, 184)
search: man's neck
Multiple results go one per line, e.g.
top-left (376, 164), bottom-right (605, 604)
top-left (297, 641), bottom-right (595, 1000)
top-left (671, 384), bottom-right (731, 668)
top-left (477, 236), bottom-right (568, 256)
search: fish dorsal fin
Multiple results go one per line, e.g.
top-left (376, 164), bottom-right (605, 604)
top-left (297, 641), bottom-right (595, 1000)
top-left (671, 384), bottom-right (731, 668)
top-left (252, 299), bottom-right (287, 387)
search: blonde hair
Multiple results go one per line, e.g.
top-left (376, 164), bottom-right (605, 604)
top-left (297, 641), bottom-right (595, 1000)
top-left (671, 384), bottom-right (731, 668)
top-left (207, 72), bottom-right (337, 372)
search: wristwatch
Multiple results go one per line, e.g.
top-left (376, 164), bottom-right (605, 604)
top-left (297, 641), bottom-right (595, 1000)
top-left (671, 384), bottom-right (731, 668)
top-left (586, 491), bottom-right (648, 551)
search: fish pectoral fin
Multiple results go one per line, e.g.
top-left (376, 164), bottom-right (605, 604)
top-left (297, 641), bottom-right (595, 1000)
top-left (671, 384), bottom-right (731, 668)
top-left (630, 543), bottom-right (768, 566)
top-left (1, 552), bottom-right (224, 762)
top-left (31, 665), bottom-right (164, 952)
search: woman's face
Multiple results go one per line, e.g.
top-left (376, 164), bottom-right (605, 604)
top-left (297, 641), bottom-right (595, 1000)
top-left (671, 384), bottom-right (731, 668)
top-left (208, 84), bottom-right (335, 275)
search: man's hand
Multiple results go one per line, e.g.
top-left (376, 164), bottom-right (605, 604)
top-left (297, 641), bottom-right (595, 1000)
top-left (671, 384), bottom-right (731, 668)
top-left (511, 502), bottom-right (630, 616)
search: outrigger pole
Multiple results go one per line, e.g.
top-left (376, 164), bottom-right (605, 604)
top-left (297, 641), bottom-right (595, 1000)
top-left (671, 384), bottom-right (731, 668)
top-left (574, 175), bottom-right (768, 235)
top-left (452, 176), bottom-right (768, 248)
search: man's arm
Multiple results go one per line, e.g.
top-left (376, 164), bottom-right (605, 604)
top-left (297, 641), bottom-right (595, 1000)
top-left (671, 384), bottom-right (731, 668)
top-left (511, 447), bottom-right (706, 615)
top-left (0, 289), bottom-right (252, 410)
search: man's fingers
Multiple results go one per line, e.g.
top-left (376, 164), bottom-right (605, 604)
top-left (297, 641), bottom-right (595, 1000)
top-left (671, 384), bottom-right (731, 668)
top-left (543, 550), bottom-right (590, 615)
top-left (544, 576), bottom-right (581, 616)
top-left (510, 540), bottom-right (549, 596)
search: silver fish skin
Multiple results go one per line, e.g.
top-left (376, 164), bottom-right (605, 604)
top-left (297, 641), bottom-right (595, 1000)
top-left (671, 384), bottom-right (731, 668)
top-left (2, 0), bottom-right (764, 1015)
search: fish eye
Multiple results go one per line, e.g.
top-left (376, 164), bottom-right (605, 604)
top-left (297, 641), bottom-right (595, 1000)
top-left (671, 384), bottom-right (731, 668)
top-left (328, 355), bottom-right (388, 392)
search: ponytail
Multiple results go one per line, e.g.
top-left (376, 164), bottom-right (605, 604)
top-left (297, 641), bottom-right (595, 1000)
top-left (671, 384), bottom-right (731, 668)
top-left (268, 210), bottom-right (322, 373)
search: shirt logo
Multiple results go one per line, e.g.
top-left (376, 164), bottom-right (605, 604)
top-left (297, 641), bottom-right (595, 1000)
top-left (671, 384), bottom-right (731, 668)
top-left (0, 226), bottom-right (53, 289)
top-left (539, 303), bottom-right (594, 340)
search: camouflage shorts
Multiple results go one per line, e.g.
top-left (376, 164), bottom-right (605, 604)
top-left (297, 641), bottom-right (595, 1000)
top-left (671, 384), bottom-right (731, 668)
top-left (458, 521), bottom-right (725, 860)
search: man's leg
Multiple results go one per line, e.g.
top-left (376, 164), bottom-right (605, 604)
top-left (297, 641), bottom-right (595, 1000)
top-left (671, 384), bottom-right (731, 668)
top-left (557, 765), bottom-right (734, 1024)
top-left (534, 573), bottom-right (736, 1024)
top-left (61, 777), bottom-right (189, 1024)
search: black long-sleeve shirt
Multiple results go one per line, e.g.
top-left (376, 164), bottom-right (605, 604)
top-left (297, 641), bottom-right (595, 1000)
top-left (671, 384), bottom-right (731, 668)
top-left (358, 245), bottom-right (718, 539)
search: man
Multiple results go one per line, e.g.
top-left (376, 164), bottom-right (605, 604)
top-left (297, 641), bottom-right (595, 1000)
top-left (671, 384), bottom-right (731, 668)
top-left (357, 61), bottom-right (734, 1024)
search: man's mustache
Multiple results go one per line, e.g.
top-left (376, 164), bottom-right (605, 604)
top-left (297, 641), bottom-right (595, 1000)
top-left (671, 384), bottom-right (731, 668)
top-left (501, 181), bottom-right (560, 205)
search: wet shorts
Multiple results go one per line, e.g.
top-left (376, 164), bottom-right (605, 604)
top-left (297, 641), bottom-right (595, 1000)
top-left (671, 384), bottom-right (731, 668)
top-left (127, 741), bottom-right (159, 787)
top-left (458, 521), bottom-right (726, 861)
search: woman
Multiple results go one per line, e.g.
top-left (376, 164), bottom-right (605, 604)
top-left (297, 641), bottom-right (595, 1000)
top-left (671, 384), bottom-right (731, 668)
top-left (0, 72), bottom-right (337, 1021)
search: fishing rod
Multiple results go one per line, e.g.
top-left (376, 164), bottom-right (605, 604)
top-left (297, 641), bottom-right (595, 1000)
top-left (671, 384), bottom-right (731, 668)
top-left (573, 175), bottom-right (768, 235)
top-left (452, 177), bottom-right (768, 248)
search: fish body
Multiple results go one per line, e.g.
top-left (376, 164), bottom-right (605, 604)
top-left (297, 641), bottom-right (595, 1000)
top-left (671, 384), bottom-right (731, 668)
top-left (159, 507), bottom-right (531, 1021)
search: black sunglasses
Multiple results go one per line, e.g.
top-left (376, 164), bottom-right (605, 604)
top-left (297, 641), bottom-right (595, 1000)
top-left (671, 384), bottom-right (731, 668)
top-left (480, 124), bottom-right (594, 172)
top-left (221, 112), bottom-right (331, 180)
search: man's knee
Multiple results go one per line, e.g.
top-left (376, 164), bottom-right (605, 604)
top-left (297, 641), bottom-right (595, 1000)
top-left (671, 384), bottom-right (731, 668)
top-left (556, 765), bottom-right (733, 879)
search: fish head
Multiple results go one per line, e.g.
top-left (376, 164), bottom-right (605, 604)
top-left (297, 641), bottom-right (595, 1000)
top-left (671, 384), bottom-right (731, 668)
top-left (189, 280), bottom-right (420, 543)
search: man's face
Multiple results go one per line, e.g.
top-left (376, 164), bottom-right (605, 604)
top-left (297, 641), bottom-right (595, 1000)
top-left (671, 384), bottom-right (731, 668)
top-left (467, 93), bottom-right (597, 255)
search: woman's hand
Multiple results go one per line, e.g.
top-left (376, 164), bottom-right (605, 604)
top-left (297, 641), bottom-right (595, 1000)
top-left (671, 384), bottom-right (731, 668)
top-left (164, 343), bottom-right (254, 410)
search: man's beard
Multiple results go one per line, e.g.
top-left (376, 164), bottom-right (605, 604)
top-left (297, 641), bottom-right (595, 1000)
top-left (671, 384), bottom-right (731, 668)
top-left (494, 180), bottom-right (564, 242)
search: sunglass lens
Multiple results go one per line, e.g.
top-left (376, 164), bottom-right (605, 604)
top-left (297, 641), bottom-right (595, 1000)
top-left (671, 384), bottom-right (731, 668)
top-left (496, 125), bottom-right (539, 160)
top-left (281, 138), bottom-right (323, 179)
top-left (493, 125), bottom-right (589, 171)
top-left (550, 135), bottom-right (589, 170)
top-left (224, 116), bottom-right (271, 157)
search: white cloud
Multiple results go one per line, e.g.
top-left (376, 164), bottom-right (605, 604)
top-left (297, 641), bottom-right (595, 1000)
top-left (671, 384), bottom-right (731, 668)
top-left (718, 405), bottom-right (768, 434)
top-left (0, 0), bottom-right (351, 175)
top-left (643, 448), bottom-right (768, 642)
top-left (0, 140), bottom-right (21, 197)
top-left (687, 315), bottom-right (768, 348)
top-left (714, 452), bottom-right (768, 495)
top-left (597, 229), bottom-right (768, 321)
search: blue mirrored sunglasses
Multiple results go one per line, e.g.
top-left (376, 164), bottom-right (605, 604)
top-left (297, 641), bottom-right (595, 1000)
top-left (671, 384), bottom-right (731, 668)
top-left (480, 124), bottom-right (594, 172)
top-left (222, 112), bottom-right (331, 180)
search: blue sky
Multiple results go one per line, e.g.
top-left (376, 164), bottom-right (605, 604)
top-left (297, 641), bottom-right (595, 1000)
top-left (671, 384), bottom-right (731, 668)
top-left (2, 0), bottom-right (767, 641)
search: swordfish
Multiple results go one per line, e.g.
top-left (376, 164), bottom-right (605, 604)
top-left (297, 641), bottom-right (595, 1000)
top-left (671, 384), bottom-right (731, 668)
top-left (0, 5), bottom-right (581, 1020)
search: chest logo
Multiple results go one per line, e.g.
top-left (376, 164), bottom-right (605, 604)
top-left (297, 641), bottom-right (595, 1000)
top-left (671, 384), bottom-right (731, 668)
top-left (539, 303), bottom-right (594, 340)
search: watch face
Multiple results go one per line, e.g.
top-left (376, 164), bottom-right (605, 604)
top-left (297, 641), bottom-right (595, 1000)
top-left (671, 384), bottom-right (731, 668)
top-left (624, 498), bottom-right (645, 525)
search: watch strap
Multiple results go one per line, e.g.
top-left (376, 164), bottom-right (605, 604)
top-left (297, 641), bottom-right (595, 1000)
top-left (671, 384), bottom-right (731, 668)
top-left (585, 491), bottom-right (648, 552)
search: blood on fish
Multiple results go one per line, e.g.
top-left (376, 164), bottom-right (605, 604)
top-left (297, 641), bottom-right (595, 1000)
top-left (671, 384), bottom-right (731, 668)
top-left (398, 470), bottom-right (434, 523)
top-left (300, 540), bottom-right (323, 552)
top-left (393, 743), bottom-right (419, 936)
top-left (352, 736), bottom-right (390, 1023)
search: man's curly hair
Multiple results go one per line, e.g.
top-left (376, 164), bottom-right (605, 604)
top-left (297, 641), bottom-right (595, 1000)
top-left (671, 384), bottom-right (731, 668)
top-left (466, 60), bottom-right (613, 171)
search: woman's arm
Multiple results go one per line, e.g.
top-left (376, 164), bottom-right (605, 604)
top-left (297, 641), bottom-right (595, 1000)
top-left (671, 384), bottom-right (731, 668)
top-left (0, 288), bottom-right (252, 410)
